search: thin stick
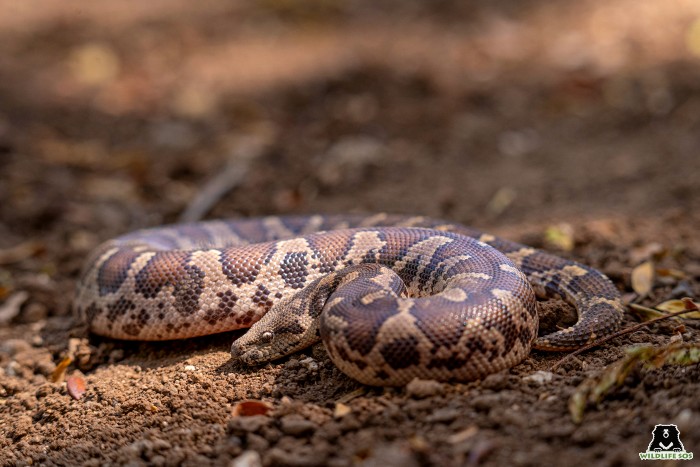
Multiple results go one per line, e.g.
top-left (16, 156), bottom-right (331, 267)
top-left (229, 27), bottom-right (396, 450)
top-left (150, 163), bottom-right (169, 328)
top-left (550, 298), bottom-right (699, 372)
top-left (179, 135), bottom-right (267, 223)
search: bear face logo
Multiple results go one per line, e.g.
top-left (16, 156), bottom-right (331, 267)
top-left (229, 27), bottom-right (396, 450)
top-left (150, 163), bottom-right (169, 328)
top-left (647, 424), bottom-right (685, 452)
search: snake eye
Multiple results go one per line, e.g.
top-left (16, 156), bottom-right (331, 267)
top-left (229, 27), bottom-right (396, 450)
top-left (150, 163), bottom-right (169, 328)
top-left (260, 331), bottom-right (274, 344)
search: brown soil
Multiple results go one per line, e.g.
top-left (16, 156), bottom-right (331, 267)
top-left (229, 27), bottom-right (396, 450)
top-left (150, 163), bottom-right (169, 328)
top-left (2, 1), bottom-right (700, 466)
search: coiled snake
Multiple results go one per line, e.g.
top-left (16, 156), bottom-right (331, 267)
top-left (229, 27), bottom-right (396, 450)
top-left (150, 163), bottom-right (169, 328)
top-left (74, 214), bottom-right (624, 385)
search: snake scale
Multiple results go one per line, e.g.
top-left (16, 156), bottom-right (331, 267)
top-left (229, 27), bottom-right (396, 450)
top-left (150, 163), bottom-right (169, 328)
top-left (74, 214), bottom-right (624, 385)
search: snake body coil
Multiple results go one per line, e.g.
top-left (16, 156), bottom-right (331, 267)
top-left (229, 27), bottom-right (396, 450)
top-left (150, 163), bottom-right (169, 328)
top-left (75, 214), bottom-right (624, 385)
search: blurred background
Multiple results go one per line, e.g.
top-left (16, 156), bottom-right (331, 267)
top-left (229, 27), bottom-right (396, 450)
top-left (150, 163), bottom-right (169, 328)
top-left (2, 4), bottom-right (700, 464)
top-left (1, 0), bottom-right (699, 287)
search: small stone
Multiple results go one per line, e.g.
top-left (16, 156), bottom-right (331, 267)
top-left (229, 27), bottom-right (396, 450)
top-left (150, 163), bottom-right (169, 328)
top-left (299, 357), bottom-right (318, 372)
top-left (425, 407), bottom-right (460, 423)
top-left (245, 433), bottom-right (269, 452)
top-left (522, 371), bottom-right (554, 385)
top-left (333, 403), bottom-right (352, 419)
top-left (279, 414), bottom-right (317, 436)
top-left (284, 359), bottom-right (300, 370)
top-left (471, 394), bottom-right (505, 412)
top-left (108, 349), bottom-right (124, 363)
top-left (0, 339), bottom-right (31, 356)
top-left (6, 360), bottom-right (21, 377)
top-left (480, 373), bottom-right (508, 390)
top-left (152, 438), bottom-right (172, 451)
top-left (184, 365), bottom-right (197, 372)
top-left (362, 442), bottom-right (420, 467)
top-left (230, 450), bottom-right (262, 467)
top-left (405, 378), bottom-right (444, 399)
top-left (227, 415), bottom-right (270, 435)
top-left (675, 408), bottom-right (693, 432)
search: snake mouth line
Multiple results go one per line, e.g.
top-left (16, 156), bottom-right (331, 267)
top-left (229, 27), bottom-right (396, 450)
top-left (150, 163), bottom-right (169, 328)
top-left (230, 343), bottom-right (261, 365)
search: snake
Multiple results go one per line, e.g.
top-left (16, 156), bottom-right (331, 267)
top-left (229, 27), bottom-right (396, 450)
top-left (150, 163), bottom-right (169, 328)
top-left (74, 214), bottom-right (624, 386)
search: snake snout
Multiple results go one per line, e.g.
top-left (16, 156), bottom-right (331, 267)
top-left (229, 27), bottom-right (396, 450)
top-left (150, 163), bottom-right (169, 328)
top-left (230, 341), bottom-right (243, 359)
top-left (230, 341), bottom-right (263, 365)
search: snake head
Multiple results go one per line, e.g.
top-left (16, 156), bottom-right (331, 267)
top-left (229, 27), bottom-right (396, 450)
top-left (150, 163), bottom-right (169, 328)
top-left (230, 293), bottom-right (321, 365)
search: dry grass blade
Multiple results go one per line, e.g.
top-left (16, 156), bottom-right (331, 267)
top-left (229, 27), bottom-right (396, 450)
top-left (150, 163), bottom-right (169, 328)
top-left (551, 298), bottom-right (699, 372)
top-left (569, 343), bottom-right (700, 424)
top-left (179, 135), bottom-right (268, 223)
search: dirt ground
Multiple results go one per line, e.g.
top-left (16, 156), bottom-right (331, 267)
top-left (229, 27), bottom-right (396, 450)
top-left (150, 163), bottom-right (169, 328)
top-left (2, 1), bottom-right (700, 466)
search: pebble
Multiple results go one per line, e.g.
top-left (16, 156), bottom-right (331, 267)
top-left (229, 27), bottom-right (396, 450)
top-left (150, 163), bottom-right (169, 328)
top-left (333, 403), bottom-right (352, 419)
top-left (284, 359), bottom-right (300, 370)
top-left (362, 443), bottom-right (420, 467)
top-left (184, 365), bottom-right (197, 372)
top-left (230, 450), bottom-right (262, 467)
top-left (675, 408), bottom-right (693, 432)
top-left (279, 415), bottom-right (317, 436)
top-left (522, 371), bottom-right (555, 385)
top-left (425, 407), bottom-right (460, 423)
top-left (228, 415), bottom-right (270, 434)
top-left (480, 373), bottom-right (509, 390)
top-left (245, 433), bottom-right (270, 452)
top-left (405, 378), bottom-right (444, 398)
top-left (317, 136), bottom-right (385, 185)
top-left (0, 339), bottom-right (31, 356)
top-left (299, 357), bottom-right (318, 372)
top-left (266, 446), bottom-right (325, 467)
top-left (5, 360), bottom-right (21, 377)
top-left (471, 393), bottom-right (508, 412)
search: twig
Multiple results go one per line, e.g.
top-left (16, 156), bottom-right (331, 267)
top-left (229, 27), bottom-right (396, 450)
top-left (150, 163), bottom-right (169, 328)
top-left (0, 240), bottom-right (44, 265)
top-left (179, 135), bottom-right (268, 223)
top-left (550, 298), bottom-right (699, 372)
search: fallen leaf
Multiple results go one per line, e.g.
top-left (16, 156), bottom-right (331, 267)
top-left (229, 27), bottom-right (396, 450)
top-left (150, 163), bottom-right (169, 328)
top-left (0, 240), bottom-right (45, 265)
top-left (486, 187), bottom-right (516, 216)
top-left (569, 343), bottom-right (700, 423)
top-left (656, 268), bottom-right (686, 280)
top-left (66, 375), bottom-right (87, 400)
top-left (333, 402), bottom-right (351, 419)
top-left (655, 299), bottom-right (700, 319)
top-left (545, 223), bottom-right (574, 252)
top-left (629, 242), bottom-right (665, 264)
top-left (232, 400), bottom-right (272, 417)
top-left (631, 261), bottom-right (655, 296)
top-left (69, 43), bottom-right (120, 86)
top-left (50, 357), bottom-right (72, 383)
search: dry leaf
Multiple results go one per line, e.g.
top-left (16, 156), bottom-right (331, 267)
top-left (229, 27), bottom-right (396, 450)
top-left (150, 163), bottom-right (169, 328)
top-left (69, 43), bottom-right (120, 86)
top-left (66, 375), bottom-right (86, 400)
top-left (656, 268), bottom-right (686, 280)
top-left (631, 261), bottom-right (655, 296)
top-left (545, 223), bottom-right (574, 252)
top-left (629, 242), bottom-right (666, 264)
top-left (486, 187), bottom-right (516, 216)
top-left (50, 357), bottom-right (72, 383)
top-left (569, 343), bottom-right (700, 423)
top-left (333, 403), bottom-right (351, 419)
top-left (655, 299), bottom-right (700, 319)
top-left (232, 400), bottom-right (272, 417)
